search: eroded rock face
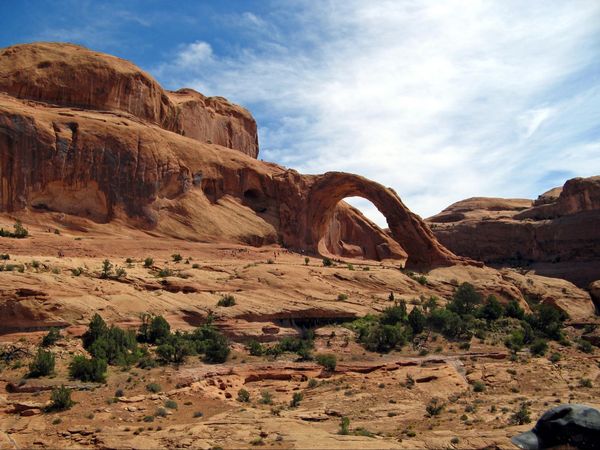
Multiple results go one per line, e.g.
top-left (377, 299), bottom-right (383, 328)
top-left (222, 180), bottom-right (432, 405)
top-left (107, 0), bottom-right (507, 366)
top-left (0, 42), bottom-right (464, 270)
top-left (0, 42), bottom-right (259, 158)
top-left (427, 177), bottom-right (600, 287)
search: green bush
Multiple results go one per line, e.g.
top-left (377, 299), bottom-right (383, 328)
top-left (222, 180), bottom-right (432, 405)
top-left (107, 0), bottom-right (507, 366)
top-left (146, 383), bottom-right (162, 393)
top-left (0, 221), bottom-right (28, 238)
top-left (504, 300), bottom-right (525, 319)
top-left (322, 257), bottom-right (333, 267)
top-left (143, 257), bottom-right (154, 268)
top-left (28, 348), bottom-right (55, 377)
top-left (41, 328), bottom-right (61, 347)
top-left (360, 323), bottom-right (409, 353)
top-left (290, 392), bottom-right (303, 407)
top-left (426, 398), bottom-right (445, 417)
top-left (510, 403), bottom-right (531, 425)
top-left (100, 259), bottom-right (113, 278)
top-left (380, 301), bottom-right (408, 325)
top-left (578, 340), bottom-right (594, 354)
top-left (49, 385), bottom-right (73, 411)
top-left (156, 332), bottom-right (194, 364)
top-left (339, 416), bottom-right (350, 435)
top-left (337, 293), bottom-right (348, 301)
top-left (472, 381), bottom-right (486, 392)
top-left (448, 283), bottom-right (482, 316)
top-left (164, 399), bottom-right (178, 410)
top-left (217, 295), bottom-right (236, 307)
top-left (428, 308), bottom-right (467, 339)
top-left (246, 340), bottom-right (265, 356)
top-left (237, 388), bottom-right (251, 402)
top-left (478, 295), bottom-right (503, 321)
top-left (68, 355), bottom-right (107, 383)
top-left (172, 253), bottom-right (183, 262)
top-left (82, 314), bottom-right (140, 366)
top-left (530, 338), bottom-right (548, 356)
top-left (138, 314), bottom-right (171, 344)
top-left (315, 353), bottom-right (337, 371)
top-left (408, 307), bottom-right (426, 334)
top-left (260, 390), bottom-right (273, 404)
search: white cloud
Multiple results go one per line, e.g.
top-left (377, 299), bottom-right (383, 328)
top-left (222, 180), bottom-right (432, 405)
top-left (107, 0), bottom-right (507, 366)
top-left (155, 1), bottom-right (600, 226)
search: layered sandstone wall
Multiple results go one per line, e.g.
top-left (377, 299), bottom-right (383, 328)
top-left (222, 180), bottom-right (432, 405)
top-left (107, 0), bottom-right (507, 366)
top-left (427, 178), bottom-right (600, 287)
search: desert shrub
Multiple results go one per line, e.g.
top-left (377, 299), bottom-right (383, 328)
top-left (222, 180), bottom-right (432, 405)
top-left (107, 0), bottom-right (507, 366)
top-left (448, 283), bottom-right (482, 316)
top-left (217, 295), bottom-right (236, 307)
top-left (114, 267), bottom-right (126, 278)
top-left (0, 253), bottom-right (9, 260)
top-left (115, 389), bottom-right (124, 397)
top-left (308, 378), bottom-right (318, 388)
top-left (337, 293), bottom-right (348, 301)
top-left (193, 411), bottom-right (204, 418)
top-left (380, 301), bottom-right (408, 325)
top-left (143, 257), bottom-right (154, 268)
top-left (146, 383), bottom-right (162, 393)
top-left (339, 416), bottom-right (350, 435)
top-left (472, 381), bottom-right (486, 392)
top-left (290, 392), bottom-right (303, 407)
top-left (315, 353), bottom-right (337, 371)
top-left (125, 258), bottom-right (134, 264)
top-left (414, 275), bottom-right (428, 285)
top-left (82, 314), bottom-right (140, 366)
top-left (478, 295), bottom-right (503, 321)
top-left (578, 340), bottom-right (594, 354)
top-left (68, 355), bottom-right (107, 383)
top-left (138, 314), bottom-right (171, 344)
top-left (100, 259), bottom-right (113, 278)
top-left (408, 307), bottom-right (426, 334)
top-left (156, 332), bottom-right (194, 364)
top-left (579, 378), bottom-right (593, 388)
top-left (28, 348), bottom-right (55, 377)
top-left (71, 267), bottom-right (84, 276)
top-left (530, 338), bottom-right (548, 356)
top-left (526, 304), bottom-right (567, 340)
top-left (137, 356), bottom-right (158, 369)
top-left (428, 308), bottom-right (467, 339)
top-left (0, 221), bottom-right (28, 238)
top-left (49, 385), bottom-right (73, 411)
top-left (260, 390), bottom-right (273, 405)
top-left (322, 257), bottom-right (333, 267)
top-left (304, 257), bottom-right (309, 265)
top-left (505, 329), bottom-right (526, 352)
top-left (360, 323), bottom-right (409, 352)
top-left (237, 388), bottom-right (251, 402)
top-left (164, 399), bottom-right (178, 409)
top-left (192, 263), bottom-right (200, 269)
top-left (504, 300), bottom-right (525, 319)
top-left (172, 253), bottom-right (183, 262)
top-left (426, 398), bottom-right (445, 417)
top-left (246, 340), bottom-right (265, 356)
top-left (158, 267), bottom-right (172, 277)
top-left (549, 352), bottom-right (561, 363)
top-left (41, 328), bottom-right (61, 347)
top-left (510, 403), bottom-right (531, 425)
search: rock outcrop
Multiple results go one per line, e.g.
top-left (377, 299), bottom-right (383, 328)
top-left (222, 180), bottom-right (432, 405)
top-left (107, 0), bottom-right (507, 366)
top-left (0, 42), bottom-right (464, 270)
top-left (427, 177), bottom-right (600, 287)
top-left (0, 42), bottom-right (259, 158)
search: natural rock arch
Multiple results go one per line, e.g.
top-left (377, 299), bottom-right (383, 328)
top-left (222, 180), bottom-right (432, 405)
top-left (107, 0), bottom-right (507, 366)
top-left (303, 172), bottom-right (467, 269)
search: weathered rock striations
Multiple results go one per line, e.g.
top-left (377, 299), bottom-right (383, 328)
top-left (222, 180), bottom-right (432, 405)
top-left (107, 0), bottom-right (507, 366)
top-left (427, 177), bottom-right (600, 287)
top-left (0, 42), bottom-right (465, 270)
top-left (0, 42), bottom-right (259, 157)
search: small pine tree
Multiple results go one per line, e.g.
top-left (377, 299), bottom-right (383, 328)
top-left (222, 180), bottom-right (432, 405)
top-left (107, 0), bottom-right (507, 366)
top-left (28, 348), bottom-right (55, 377)
top-left (101, 259), bottom-right (113, 278)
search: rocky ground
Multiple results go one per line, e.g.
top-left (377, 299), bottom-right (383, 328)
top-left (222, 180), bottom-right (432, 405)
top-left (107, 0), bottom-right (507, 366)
top-left (1, 213), bottom-right (599, 449)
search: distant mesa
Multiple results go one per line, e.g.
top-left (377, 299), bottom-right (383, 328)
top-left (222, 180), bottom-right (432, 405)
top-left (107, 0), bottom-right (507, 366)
top-left (0, 42), bottom-right (467, 270)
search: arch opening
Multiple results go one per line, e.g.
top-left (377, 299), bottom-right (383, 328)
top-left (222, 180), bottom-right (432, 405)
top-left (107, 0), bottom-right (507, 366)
top-left (243, 188), bottom-right (268, 213)
top-left (321, 196), bottom-right (401, 261)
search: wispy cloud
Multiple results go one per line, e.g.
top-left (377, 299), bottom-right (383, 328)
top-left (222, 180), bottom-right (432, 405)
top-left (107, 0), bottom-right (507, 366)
top-left (150, 1), bottom-right (600, 224)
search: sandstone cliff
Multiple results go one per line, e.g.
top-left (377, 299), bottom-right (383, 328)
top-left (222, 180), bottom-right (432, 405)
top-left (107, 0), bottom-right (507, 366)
top-left (0, 42), bottom-right (259, 158)
top-left (427, 177), bottom-right (600, 287)
top-left (0, 42), bottom-right (464, 270)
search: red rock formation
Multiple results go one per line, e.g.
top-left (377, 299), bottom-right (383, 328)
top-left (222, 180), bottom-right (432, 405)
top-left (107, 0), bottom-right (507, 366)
top-left (0, 42), bottom-right (259, 158)
top-left (0, 42), bottom-right (465, 270)
top-left (427, 177), bottom-right (600, 287)
top-left (323, 202), bottom-right (406, 261)
top-left (168, 89), bottom-right (258, 158)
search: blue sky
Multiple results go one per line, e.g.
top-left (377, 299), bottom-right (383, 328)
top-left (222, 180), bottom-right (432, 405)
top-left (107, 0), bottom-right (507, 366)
top-left (1, 1), bottom-right (599, 225)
